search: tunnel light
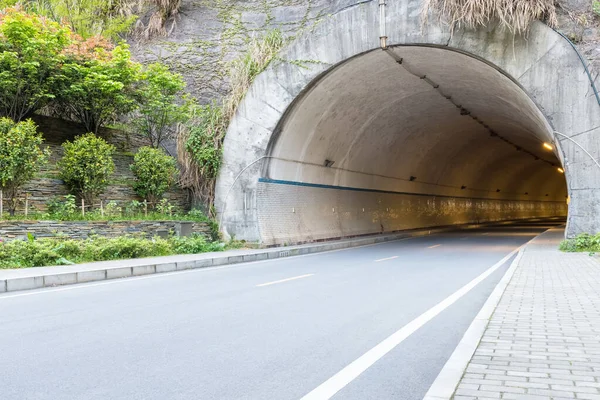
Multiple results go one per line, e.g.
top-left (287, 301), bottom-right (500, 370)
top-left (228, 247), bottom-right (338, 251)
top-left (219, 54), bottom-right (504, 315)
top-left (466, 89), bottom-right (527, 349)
top-left (558, 167), bottom-right (565, 173)
top-left (543, 142), bottom-right (554, 151)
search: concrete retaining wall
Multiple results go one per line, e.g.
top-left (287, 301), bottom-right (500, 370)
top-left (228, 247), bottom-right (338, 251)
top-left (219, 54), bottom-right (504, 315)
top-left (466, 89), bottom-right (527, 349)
top-left (256, 181), bottom-right (567, 245)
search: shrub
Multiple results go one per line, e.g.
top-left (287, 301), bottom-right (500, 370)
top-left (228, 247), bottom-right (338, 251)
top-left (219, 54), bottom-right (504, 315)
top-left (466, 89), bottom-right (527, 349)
top-left (58, 133), bottom-right (115, 207)
top-left (0, 8), bottom-right (71, 121)
top-left (0, 118), bottom-right (49, 215)
top-left (47, 194), bottom-right (77, 219)
top-left (169, 234), bottom-right (222, 254)
top-left (130, 147), bottom-right (177, 205)
top-left (0, 234), bottom-right (224, 268)
top-left (133, 63), bottom-right (191, 148)
top-left (559, 233), bottom-right (600, 253)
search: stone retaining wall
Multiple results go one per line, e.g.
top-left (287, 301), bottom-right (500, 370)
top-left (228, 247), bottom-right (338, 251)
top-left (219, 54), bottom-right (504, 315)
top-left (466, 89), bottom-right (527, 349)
top-left (0, 220), bottom-right (212, 241)
top-left (5, 115), bottom-right (191, 213)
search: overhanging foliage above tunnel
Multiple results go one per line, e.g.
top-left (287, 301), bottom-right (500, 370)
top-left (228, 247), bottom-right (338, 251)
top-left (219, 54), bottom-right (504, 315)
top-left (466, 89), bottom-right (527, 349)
top-left (421, 0), bottom-right (557, 34)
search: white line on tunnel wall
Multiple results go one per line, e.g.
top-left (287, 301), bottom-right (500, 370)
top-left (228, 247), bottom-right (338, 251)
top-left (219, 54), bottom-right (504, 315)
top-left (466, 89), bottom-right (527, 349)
top-left (299, 246), bottom-right (521, 400)
top-left (374, 256), bottom-right (399, 262)
top-left (256, 274), bottom-right (314, 287)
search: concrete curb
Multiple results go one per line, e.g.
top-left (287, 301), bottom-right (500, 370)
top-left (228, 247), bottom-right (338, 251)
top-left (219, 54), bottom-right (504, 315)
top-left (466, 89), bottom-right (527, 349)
top-left (422, 232), bottom-right (538, 400)
top-left (0, 219), bottom-right (553, 295)
top-left (0, 225), bottom-right (453, 294)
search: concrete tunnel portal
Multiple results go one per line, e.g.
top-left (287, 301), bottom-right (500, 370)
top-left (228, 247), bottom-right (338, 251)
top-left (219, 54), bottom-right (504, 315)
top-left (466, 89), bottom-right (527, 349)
top-left (257, 46), bottom-right (567, 244)
top-left (215, 4), bottom-right (600, 246)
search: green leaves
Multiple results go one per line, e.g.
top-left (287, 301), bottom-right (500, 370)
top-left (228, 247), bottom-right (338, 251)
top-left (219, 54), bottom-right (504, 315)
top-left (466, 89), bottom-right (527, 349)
top-left (0, 234), bottom-right (223, 268)
top-left (130, 146), bottom-right (177, 204)
top-left (133, 62), bottom-right (191, 148)
top-left (58, 133), bottom-right (115, 206)
top-left (60, 43), bottom-right (140, 133)
top-left (0, 9), bottom-right (70, 121)
top-left (0, 117), bottom-right (48, 215)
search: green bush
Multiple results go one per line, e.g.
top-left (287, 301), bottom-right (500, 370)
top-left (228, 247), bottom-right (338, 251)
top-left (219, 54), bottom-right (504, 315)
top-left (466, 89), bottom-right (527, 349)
top-left (0, 118), bottom-right (49, 215)
top-left (169, 234), bottom-right (222, 254)
top-left (47, 194), bottom-right (78, 219)
top-left (58, 133), bottom-right (115, 206)
top-left (130, 147), bottom-right (177, 205)
top-left (559, 233), bottom-right (600, 253)
top-left (0, 234), bottom-right (226, 268)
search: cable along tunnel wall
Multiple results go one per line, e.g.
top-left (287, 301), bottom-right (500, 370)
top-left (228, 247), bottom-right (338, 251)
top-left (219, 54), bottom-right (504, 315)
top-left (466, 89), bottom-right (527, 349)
top-left (215, 0), bottom-right (599, 245)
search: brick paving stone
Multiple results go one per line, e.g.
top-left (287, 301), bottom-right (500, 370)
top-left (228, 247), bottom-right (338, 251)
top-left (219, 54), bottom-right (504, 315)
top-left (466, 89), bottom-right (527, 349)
top-left (452, 228), bottom-right (600, 399)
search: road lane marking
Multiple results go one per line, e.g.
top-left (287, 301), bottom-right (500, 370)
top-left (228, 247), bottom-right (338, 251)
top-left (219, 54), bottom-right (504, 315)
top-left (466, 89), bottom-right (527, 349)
top-left (256, 274), bottom-right (314, 287)
top-left (0, 236), bottom-right (425, 300)
top-left (300, 247), bottom-right (521, 400)
top-left (374, 256), bottom-right (398, 262)
top-left (428, 244), bottom-right (441, 249)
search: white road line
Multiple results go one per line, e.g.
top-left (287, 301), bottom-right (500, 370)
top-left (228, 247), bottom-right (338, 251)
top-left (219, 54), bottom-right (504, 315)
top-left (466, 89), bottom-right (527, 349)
top-left (256, 274), bottom-right (314, 287)
top-left (428, 244), bottom-right (441, 249)
top-left (300, 247), bottom-right (521, 400)
top-left (0, 237), bottom-right (422, 300)
top-left (374, 256), bottom-right (398, 262)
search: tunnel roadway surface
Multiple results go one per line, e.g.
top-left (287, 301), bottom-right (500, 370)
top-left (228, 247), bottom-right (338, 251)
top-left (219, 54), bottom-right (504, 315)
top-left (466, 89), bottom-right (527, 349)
top-left (0, 220), bottom-right (561, 400)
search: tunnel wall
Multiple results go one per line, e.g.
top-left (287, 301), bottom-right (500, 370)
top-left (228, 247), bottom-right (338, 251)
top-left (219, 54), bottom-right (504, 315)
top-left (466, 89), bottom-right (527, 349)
top-left (215, 0), bottom-right (600, 244)
top-left (257, 180), bottom-right (567, 244)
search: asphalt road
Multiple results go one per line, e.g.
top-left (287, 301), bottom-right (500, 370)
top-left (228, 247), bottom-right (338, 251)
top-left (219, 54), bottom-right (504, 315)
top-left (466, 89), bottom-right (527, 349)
top-left (0, 220), bottom-right (561, 400)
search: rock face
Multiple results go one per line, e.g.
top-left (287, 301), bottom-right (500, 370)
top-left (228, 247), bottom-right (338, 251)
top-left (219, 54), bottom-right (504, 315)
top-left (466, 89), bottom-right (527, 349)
top-left (130, 0), bottom-right (600, 103)
top-left (130, 0), bottom-right (365, 102)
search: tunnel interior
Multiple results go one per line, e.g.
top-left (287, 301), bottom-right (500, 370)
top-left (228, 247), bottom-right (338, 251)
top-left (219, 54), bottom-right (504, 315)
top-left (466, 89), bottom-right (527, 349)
top-left (256, 46), bottom-right (568, 245)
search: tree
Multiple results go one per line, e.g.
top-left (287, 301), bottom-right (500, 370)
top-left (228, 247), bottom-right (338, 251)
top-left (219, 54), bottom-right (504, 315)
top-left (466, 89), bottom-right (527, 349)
top-left (59, 43), bottom-right (140, 133)
top-left (0, 8), bottom-right (71, 121)
top-left (0, 118), bottom-right (49, 215)
top-left (134, 63), bottom-right (191, 148)
top-left (130, 146), bottom-right (177, 205)
top-left (58, 133), bottom-right (115, 206)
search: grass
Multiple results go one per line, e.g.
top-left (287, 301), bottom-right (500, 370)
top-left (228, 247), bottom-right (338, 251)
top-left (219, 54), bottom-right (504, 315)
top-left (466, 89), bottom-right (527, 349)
top-left (421, 0), bottom-right (557, 34)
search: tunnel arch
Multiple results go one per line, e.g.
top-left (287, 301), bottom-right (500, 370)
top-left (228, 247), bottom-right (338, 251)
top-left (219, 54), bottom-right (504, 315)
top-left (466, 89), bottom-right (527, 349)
top-left (215, 0), bottom-right (600, 245)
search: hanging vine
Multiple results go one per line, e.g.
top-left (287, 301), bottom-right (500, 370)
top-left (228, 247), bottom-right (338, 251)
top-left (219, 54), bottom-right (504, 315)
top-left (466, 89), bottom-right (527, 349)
top-left (177, 29), bottom-right (285, 215)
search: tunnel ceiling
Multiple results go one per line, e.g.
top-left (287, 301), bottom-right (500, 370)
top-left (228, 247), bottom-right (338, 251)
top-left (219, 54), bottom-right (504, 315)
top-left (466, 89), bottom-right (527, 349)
top-left (266, 46), bottom-right (567, 202)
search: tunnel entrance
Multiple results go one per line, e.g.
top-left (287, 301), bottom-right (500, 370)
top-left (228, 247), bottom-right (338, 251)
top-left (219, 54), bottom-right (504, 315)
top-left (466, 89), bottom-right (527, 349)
top-left (255, 46), bottom-right (567, 245)
top-left (215, 3), bottom-right (600, 245)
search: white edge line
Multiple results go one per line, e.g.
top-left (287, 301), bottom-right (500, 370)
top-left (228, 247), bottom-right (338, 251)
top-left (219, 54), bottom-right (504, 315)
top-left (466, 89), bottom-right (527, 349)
top-left (374, 256), bottom-right (399, 262)
top-left (256, 274), bottom-right (314, 287)
top-left (428, 244), bottom-right (441, 249)
top-left (422, 233), bottom-right (541, 400)
top-left (300, 246), bottom-right (521, 400)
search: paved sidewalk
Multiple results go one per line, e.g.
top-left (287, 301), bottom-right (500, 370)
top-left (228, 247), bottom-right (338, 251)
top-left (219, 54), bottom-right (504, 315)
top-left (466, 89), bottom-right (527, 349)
top-left (453, 228), bottom-right (600, 399)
